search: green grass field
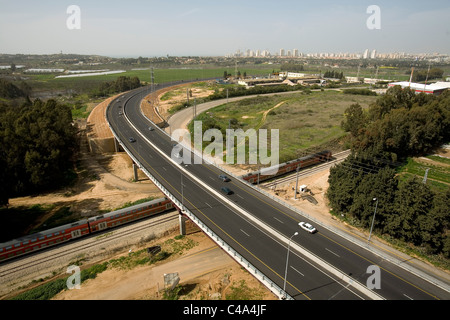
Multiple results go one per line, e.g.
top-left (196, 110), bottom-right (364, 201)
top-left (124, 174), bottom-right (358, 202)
top-left (22, 67), bottom-right (277, 92)
top-left (396, 157), bottom-right (450, 193)
top-left (189, 90), bottom-right (378, 163)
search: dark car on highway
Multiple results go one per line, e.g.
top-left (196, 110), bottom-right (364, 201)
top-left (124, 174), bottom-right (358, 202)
top-left (221, 187), bottom-right (233, 195)
top-left (219, 174), bottom-right (230, 182)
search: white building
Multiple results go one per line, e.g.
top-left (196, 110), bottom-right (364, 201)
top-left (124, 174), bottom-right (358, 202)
top-left (346, 76), bottom-right (363, 83)
top-left (370, 49), bottom-right (377, 59)
top-left (363, 49), bottom-right (369, 59)
top-left (388, 81), bottom-right (448, 95)
top-left (279, 72), bottom-right (307, 79)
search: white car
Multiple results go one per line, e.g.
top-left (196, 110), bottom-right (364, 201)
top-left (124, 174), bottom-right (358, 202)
top-left (299, 222), bottom-right (316, 233)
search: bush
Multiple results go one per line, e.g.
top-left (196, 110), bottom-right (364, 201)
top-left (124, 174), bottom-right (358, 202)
top-left (343, 88), bottom-right (377, 96)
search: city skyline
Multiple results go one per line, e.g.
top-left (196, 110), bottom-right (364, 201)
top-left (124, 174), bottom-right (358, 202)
top-left (1, 0), bottom-right (449, 57)
top-left (226, 47), bottom-right (448, 60)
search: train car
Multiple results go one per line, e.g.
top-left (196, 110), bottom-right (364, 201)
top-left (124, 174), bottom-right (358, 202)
top-left (0, 220), bottom-right (90, 262)
top-left (88, 198), bottom-right (173, 233)
top-left (242, 150), bottom-right (332, 184)
top-left (0, 197), bottom-right (174, 263)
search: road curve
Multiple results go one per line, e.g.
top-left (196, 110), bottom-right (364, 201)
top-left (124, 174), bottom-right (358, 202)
top-left (106, 84), bottom-right (450, 300)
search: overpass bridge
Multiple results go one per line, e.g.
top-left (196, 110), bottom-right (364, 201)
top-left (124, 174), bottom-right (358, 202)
top-left (105, 83), bottom-right (450, 300)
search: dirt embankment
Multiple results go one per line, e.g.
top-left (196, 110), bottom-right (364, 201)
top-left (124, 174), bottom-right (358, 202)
top-left (9, 117), bottom-right (162, 226)
top-left (53, 229), bottom-right (276, 300)
top-left (141, 82), bottom-right (215, 125)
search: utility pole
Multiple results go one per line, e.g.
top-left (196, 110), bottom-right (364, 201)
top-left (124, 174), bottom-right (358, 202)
top-left (409, 67), bottom-right (415, 87)
top-left (424, 63), bottom-right (431, 92)
top-left (151, 67), bottom-right (154, 94)
top-left (294, 166), bottom-right (300, 200)
top-left (368, 198), bottom-right (378, 244)
top-left (193, 98), bottom-right (196, 119)
top-left (423, 168), bottom-right (430, 184)
top-left (283, 232), bottom-right (298, 299)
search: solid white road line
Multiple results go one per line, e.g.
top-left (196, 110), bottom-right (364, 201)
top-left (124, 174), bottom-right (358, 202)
top-left (325, 248), bottom-right (340, 258)
top-left (240, 229), bottom-right (250, 237)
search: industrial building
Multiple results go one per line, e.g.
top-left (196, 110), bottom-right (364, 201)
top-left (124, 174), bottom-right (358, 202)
top-left (388, 81), bottom-right (448, 95)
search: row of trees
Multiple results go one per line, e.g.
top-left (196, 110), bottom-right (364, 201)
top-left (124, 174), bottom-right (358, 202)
top-left (341, 86), bottom-right (450, 159)
top-left (280, 63), bottom-right (304, 72)
top-left (327, 157), bottom-right (449, 256)
top-left (223, 71), bottom-right (248, 79)
top-left (323, 70), bottom-right (344, 79)
top-left (329, 86), bottom-right (450, 257)
top-left (412, 68), bottom-right (444, 82)
top-left (209, 83), bottom-right (306, 101)
top-left (0, 99), bottom-right (78, 206)
top-left (89, 76), bottom-right (141, 98)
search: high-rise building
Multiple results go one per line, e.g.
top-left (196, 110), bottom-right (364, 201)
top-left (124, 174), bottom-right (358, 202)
top-left (363, 49), bottom-right (369, 59)
top-left (370, 49), bottom-right (377, 59)
top-left (279, 48), bottom-right (285, 56)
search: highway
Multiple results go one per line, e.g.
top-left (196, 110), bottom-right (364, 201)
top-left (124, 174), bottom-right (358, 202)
top-left (106, 84), bottom-right (450, 300)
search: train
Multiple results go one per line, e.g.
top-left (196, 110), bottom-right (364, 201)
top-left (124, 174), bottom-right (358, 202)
top-left (241, 150), bottom-right (332, 184)
top-left (0, 197), bottom-right (174, 262)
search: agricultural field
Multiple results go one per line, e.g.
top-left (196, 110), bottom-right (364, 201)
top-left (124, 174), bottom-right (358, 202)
top-left (189, 90), bottom-right (378, 164)
top-left (397, 156), bottom-right (450, 193)
top-left (13, 67), bottom-right (277, 93)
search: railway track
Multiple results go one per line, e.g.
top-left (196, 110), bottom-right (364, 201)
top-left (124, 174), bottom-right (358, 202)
top-left (0, 213), bottom-right (178, 279)
top-left (260, 150), bottom-right (351, 189)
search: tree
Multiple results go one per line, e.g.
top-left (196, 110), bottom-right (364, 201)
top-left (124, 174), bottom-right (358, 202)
top-left (420, 189), bottom-right (450, 255)
top-left (349, 167), bottom-right (397, 230)
top-left (326, 156), bottom-right (364, 215)
top-left (386, 177), bottom-right (434, 244)
top-left (0, 79), bottom-right (25, 98)
top-left (89, 76), bottom-right (141, 98)
top-left (413, 68), bottom-right (444, 82)
top-left (0, 99), bottom-right (78, 205)
top-left (341, 103), bottom-right (366, 137)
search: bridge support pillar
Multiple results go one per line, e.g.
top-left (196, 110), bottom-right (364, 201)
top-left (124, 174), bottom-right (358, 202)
top-left (133, 163), bottom-right (139, 181)
top-left (178, 211), bottom-right (187, 236)
top-left (114, 137), bottom-right (120, 153)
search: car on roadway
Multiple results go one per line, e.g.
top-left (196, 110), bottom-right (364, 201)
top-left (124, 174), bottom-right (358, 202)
top-left (148, 126), bottom-right (154, 131)
top-left (299, 222), bottom-right (316, 233)
top-left (219, 174), bottom-right (230, 182)
top-left (129, 137), bottom-right (136, 143)
top-left (221, 187), bottom-right (233, 195)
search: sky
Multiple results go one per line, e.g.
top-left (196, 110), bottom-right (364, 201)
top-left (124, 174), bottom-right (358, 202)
top-left (1, 0), bottom-right (449, 57)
